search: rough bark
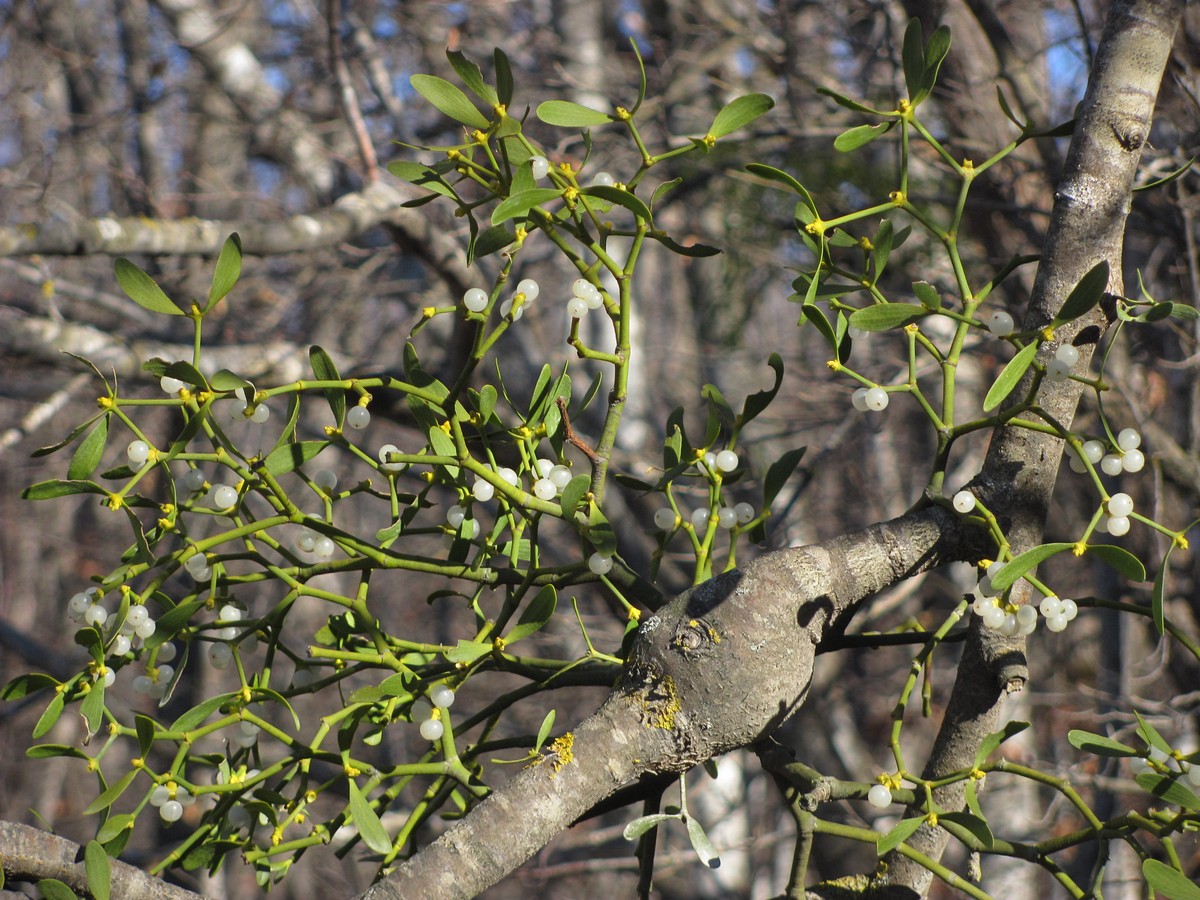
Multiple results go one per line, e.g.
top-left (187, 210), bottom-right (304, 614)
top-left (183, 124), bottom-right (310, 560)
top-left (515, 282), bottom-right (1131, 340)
top-left (0, 821), bottom-right (204, 900)
top-left (876, 0), bottom-right (1185, 895)
top-left (360, 509), bottom-right (981, 899)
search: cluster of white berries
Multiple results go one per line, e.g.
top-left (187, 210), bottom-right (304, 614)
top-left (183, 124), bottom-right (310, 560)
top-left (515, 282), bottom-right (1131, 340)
top-left (230, 703), bottom-right (263, 749)
top-left (417, 684), bottom-right (456, 742)
top-left (1066, 429), bottom-right (1145, 478)
top-left (208, 604), bottom-right (256, 670)
top-left (296, 527), bottom-right (338, 559)
top-left (1046, 343), bottom-right (1079, 382)
top-left (566, 278), bottom-right (605, 319)
top-left (471, 460), bottom-right (573, 507)
top-left (1097, 491), bottom-right (1135, 537)
top-left (445, 504), bottom-right (481, 540)
top-left (851, 386), bottom-right (890, 412)
top-left (462, 278), bottom-right (540, 321)
top-left (150, 782), bottom-right (197, 823)
top-left (969, 561), bottom-right (1080, 635)
top-left (655, 502), bottom-right (754, 532)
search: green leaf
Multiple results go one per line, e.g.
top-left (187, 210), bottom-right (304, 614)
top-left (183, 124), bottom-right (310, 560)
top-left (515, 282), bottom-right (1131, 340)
top-left (872, 220), bottom-right (895, 281)
top-left (706, 93), bottom-right (774, 139)
top-left (492, 188), bottom-right (564, 225)
top-left (114, 259), bottom-right (184, 316)
top-left (916, 26), bottom-right (952, 103)
top-left (536, 100), bottom-right (613, 127)
top-left (701, 384), bottom-right (736, 434)
top-left (470, 223), bottom-right (516, 262)
top-left (982, 340), bottom-right (1040, 412)
top-left (989, 543), bottom-right (1073, 591)
top-left (559, 474), bottom-right (591, 522)
top-left (1143, 859), bottom-right (1200, 899)
top-left (913, 281), bottom-right (941, 310)
top-left (2, 673), bottom-right (59, 701)
top-left (446, 50), bottom-right (498, 105)
top-left (25, 744), bottom-right (89, 761)
top-left (32, 415), bottom-right (106, 458)
top-left (171, 691), bottom-right (239, 733)
top-left (648, 231), bottom-right (722, 257)
top-left (85, 840), bottom-right (111, 900)
top-left (68, 418), bottom-right (109, 481)
top-left (263, 441), bottom-right (329, 476)
top-left (309, 346), bottom-right (345, 427)
top-left (650, 177), bottom-right (682, 210)
top-left (584, 503), bottom-right (617, 556)
top-left (32, 693), bottom-right (66, 739)
top-left (833, 122), bottom-right (891, 152)
top-left (83, 769), bottom-right (137, 816)
top-left (1151, 533), bottom-right (1182, 636)
top-left (535, 709), bottom-right (556, 752)
top-left (1135, 710), bottom-right (1175, 757)
top-left (81, 681), bottom-right (106, 736)
top-left (1087, 544), bottom-right (1147, 581)
top-left (995, 86), bottom-right (1026, 129)
top-left (685, 814), bottom-right (721, 868)
top-left (741, 353), bottom-right (783, 425)
top-left (494, 48), bottom-right (513, 106)
top-left (207, 233), bottom-right (242, 310)
top-left (745, 163), bottom-right (813, 206)
top-left (385, 160), bottom-right (459, 199)
top-left (938, 811), bottom-right (992, 849)
top-left (762, 447), bottom-right (807, 510)
top-left (410, 74), bottom-right (489, 127)
top-left (134, 715), bottom-right (156, 757)
top-left (22, 479), bottom-right (109, 501)
top-left (347, 778), bottom-right (393, 854)
top-left (877, 815), bottom-right (925, 856)
top-left (1068, 729), bottom-right (1140, 758)
top-left (901, 19), bottom-right (925, 101)
top-left (1053, 261), bottom-right (1109, 326)
top-left (446, 640), bottom-right (491, 664)
top-left (35, 879), bottom-right (79, 900)
top-left (848, 303), bottom-right (926, 332)
top-left (1134, 155), bottom-right (1195, 193)
top-left (580, 185), bottom-right (652, 222)
top-left (1135, 772), bottom-right (1200, 810)
top-left (622, 813), bottom-right (677, 841)
top-left (507, 586), bottom-right (557, 643)
top-left (974, 720), bottom-right (1030, 766)
top-left (801, 304), bottom-right (839, 354)
top-left (816, 87), bottom-right (888, 116)
top-left (94, 813), bottom-right (135, 844)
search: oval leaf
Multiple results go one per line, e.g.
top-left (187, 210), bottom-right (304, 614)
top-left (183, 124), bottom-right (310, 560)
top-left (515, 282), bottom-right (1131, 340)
top-left (536, 100), bottom-right (613, 127)
top-left (35, 879), bottom-right (79, 900)
top-left (83, 769), bottom-right (137, 816)
top-left (989, 542), bottom-right (1073, 591)
top-left (1068, 729), bottom-right (1139, 758)
top-left (347, 778), bottom-right (393, 854)
top-left (263, 441), bottom-right (329, 476)
top-left (507, 585), bottom-right (557, 644)
top-left (207, 233), bottom-right (242, 310)
top-left (707, 93), bottom-right (774, 139)
top-left (834, 122), bottom-right (891, 152)
top-left (849, 303), bottom-right (927, 332)
top-left (68, 418), bottom-right (109, 481)
top-left (1087, 544), bottom-right (1147, 581)
top-left (85, 840), bottom-right (111, 900)
top-left (1135, 772), bottom-right (1200, 810)
top-left (410, 74), bottom-right (489, 128)
top-left (982, 340), bottom-right (1039, 412)
top-left (1053, 261), bottom-right (1109, 325)
top-left (492, 188), bottom-right (564, 225)
top-left (580, 185), bottom-right (652, 222)
top-left (1143, 859), bottom-right (1200, 900)
top-left (877, 815), bottom-right (925, 856)
top-left (685, 815), bottom-right (721, 868)
top-left (622, 813), bottom-right (676, 841)
top-left (115, 259), bottom-right (184, 316)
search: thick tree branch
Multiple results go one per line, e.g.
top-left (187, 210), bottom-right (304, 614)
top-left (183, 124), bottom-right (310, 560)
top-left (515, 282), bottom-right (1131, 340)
top-left (0, 821), bottom-right (204, 900)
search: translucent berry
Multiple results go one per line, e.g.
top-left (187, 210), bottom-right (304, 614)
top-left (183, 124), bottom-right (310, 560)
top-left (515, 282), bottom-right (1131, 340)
top-left (160, 800), bottom-right (183, 823)
top-left (378, 444), bottom-right (404, 473)
top-left (249, 404), bottom-right (269, 424)
top-left (150, 785), bottom-right (171, 807)
top-left (1082, 440), bottom-right (1105, 463)
top-left (346, 405), bottom-right (371, 429)
top-left (499, 297), bottom-right (524, 320)
top-left (430, 684), bottom-right (456, 708)
top-left (1054, 344), bottom-right (1080, 366)
top-left (127, 606), bottom-right (149, 628)
top-left (498, 468), bottom-right (519, 486)
top-left (1121, 449), bottom-right (1145, 473)
top-left (446, 506), bottom-right (466, 528)
top-left (1046, 359), bottom-right (1072, 382)
top-left (691, 508), bottom-right (710, 530)
top-left (1105, 515), bottom-right (1131, 536)
top-left (567, 297), bottom-right (588, 318)
top-left (183, 468), bottom-right (206, 492)
top-left (715, 449), bottom-right (739, 472)
top-left (867, 784), bottom-right (892, 808)
top-left (548, 465), bottom-right (573, 489)
top-left (590, 171), bottom-right (615, 187)
top-left (571, 278), bottom-right (596, 300)
top-left (1100, 454), bottom-right (1124, 476)
top-left (208, 642), bottom-right (233, 669)
top-left (1060, 598), bottom-right (1079, 621)
top-left (68, 592), bottom-right (94, 618)
top-left (851, 388), bottom-right (870, 412)
top-left (1107, 493), bottom-right (1134, 517)
top-left (314, 469), bottom-right (337, 491)
top-left (219, 604), bottom-right (243, 623)
top-left (654, 508), bottom-right (677, 530)
top-left (718, 506), bottom-right (738, 529)
top-left (157, 641), bottom-right (177, 663)
top-left (533, 478), bottom-right (557, 500)
top-left (1117, 428), bottom-right (1141, 451)
top-left (1067, 448), bottom-right (1088, 474)
top-left (1016, 605), bottom-right (1038, 628)
top-left (952, 491), bottom-right (975, 513)
top-left (536, 458), bottom-right (555, 478)
top-left (84, 605), bottom-right (108, 627)
top-left (847, 325), bottom-right (868, 341)
top-left (1038, 596), bottom-right (1063, 618)
top-left (296, 529), bottom-right (317, 552)
top-left (127, 440), bottom-right (151, 465)
top-left (735, 502), bottom-right (755, 524)
top-left (982, 604), bottom-right (1006, 630)
top-left (864, 387), bottom-right (889, 411)
top-left (111, 634), bottom-right (132, 657)
top-left (530, 156), bottom-right (550, 180)
top-left (419, 718), bottom-right (445, 742)
top-left (588, 552), bottom-right (613, 575)
top-left (463, 288), bottom-right (489, 312)
top-left (212, 484), bottom-right (238, 509)
top-left (999, 612), bottom-right (1019, 636)
top-left (516, 278), bottom-right (540, 302)
top-left (986, 310), bottom-right (1015, 336)
top-left (314, 536), bottom-right (336, 559)
top-left (1045, 613), bottom-right (1069, 633)
top-left (160, 375), bottom-right (185, 394)
top-left (472, 479), bottom-right (496, 502)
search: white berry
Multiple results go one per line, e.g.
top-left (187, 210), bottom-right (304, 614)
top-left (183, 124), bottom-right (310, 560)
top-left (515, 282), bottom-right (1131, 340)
top-left (157, 641), bottom-right (177, 663)
top-left (1100, 454), bottom-right (1124, 476)
top-left (463, 288), bottom-right (489, 312)
top-left (1046, 359), bottom-right (1072, 382)
top-left (419, 718), bottom-right (445, 742)
top-left (717, 506), bottom-right (738, 529)
top-left (533, 478), bottom-right (557, 500)
top-left (431, 685), bottom-right (456, 708)
top-left (735, 502), bottom-right (755, 524)
top-left (654, 508), bottom-right (677, 530)
top-left (851, 388), bottom-right (869, 412)
top-left (588, 552), bottom-right (614, 575)
top-left (864, 387), bottom-right (889, 411)
top-left (1045, 613), bottom-right (1069, 633)
top-left (249, 404), bottom-right (269, 424)
top-left (314, 536), bottom-right (336, 559)
top-left (1107, 493), bottom-right (1134, 517)
top-left (691, 508), bottom-right (710, 530)
top-left (183, 469), bottom-right (206, 492)
top-left (1121, 449), bottom-right (1145, 473)
top-left (498, 467), bottom-right (519, 486)
top-left (1082, 440), bottom-right (1105, 463)
top-left (982, 605), bottom-right (1006, 629)
top-left (160, 800), bottom-right (183, 823)
top-left (516, 278), bottom-right (540, 302)
top-left (590, 171), bottom-right (615, 187)
top-left (160, 375), bottom-right (185, 394)
top-left (84, 605), bottom-right (108, 627)
top-left (952, 491), bottom-right (975, 513)
top-left (1060, 598), bottom-right (1079, 620)
top-left (566, 297), bottom-right (588, 318)
top-left (472, 479), bottom-right (495, 502)
top-left (446, 506), bottom-right (466, 528)
top-left (378, 444), bottom-right (404, 472)
top-left (211, 484), bottom-right (238, 509)
top-left (1039, 596), bottom-right (1063, 618)
top-left (208, 643), bottom-right (233, 669)
top-left (127, 440), bottom-right (151, 465)
top-left (548, 465), bottom-right (573, 489)
top-left (530, 156), bottom-right (550, 180)
top-left (346, 406), bottom-right (371, 429)
top-left (1117, 428), bottom-right (1141, 451)
top-left (1054, 344), bottom-right (1080, 366)
top-left (1105, 515), bottom-right (1131, 536)
top-left (986, 311), bottom-right (1015, 336)
top-left (314, 469), bottom-right (337, 491)
top-left (867, 784), bottom-right (892, 808)
top-left (715, 449), bottom-right (739, 472)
